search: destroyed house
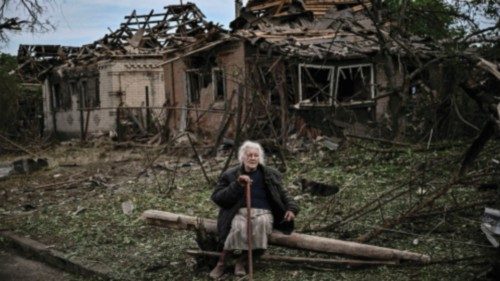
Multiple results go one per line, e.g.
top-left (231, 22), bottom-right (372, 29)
top-left (163, 0), bottom-right (433, 142)
top-left (17, 3), bottom-right (220, 140)
top-left (17, 1), bottom-right (432, 143)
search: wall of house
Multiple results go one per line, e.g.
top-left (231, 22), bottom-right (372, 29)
top-left (99, 59), bottom-right (165, 108)
top-left (281, 56), bottom-right (404, 136)
top-left (42, 79), bottom-right (54, 132)
top-left (292, 57), bottom-right (404, 119)
top-left (43, 57), bottom-right (165, 138)
top-left (164, 41), bottom-right (246, 140)
top-left (164, 58), bottom-right (187, 133)
top-left (42, 65), bottom-right (99, 137)
top-left (98, 58), bottom-right (166, 136)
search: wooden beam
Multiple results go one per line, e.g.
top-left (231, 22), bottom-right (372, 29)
top-left (186, 249), bottom-right (399, 266)
top-left (248, 1), bottom-right (284, 11)
top-left (141, 210), bottom-right (431, 263)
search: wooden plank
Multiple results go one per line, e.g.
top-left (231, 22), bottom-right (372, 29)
top-left (248, 0), bottom-right (284, 11)
top-left (352, 3), bottom-right (372, 12)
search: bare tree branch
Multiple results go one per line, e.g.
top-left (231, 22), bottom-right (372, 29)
top-left (0, 0), bottom-right (54, 42)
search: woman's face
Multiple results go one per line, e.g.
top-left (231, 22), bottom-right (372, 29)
top-left (243, 148), bottom-right (260, 171)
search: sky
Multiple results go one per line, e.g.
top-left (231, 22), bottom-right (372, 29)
top-left (1, 0), bottom-right (241, 55)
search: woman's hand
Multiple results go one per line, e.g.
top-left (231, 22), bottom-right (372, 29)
top-left (237, 175), bottom-right (252, 187)
top-left (284, 211), bottom-right (295, 222)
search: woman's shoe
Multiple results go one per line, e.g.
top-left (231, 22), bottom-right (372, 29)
top-left (209, 262), bottom-right (225, 279)
top-left (234, 259), bottom-right (246, 276)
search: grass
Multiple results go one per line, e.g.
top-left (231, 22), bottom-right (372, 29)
top-left (0, 138), bottom-right (498, 280)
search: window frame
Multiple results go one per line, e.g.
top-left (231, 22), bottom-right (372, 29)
top-left (334, 63), bottom-right (375, 106)
top-left (298, 63), bottom-right (335, 106)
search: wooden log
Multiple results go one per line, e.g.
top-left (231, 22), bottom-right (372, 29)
top-left (141, 210), bottom-right (431, 263)
top-left (185, 249), bottom-right (399, 267)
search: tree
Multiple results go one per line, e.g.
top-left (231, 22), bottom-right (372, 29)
top-left (0, 0), bottom-right (54, 43)
top-left (385, 0), bottom-right (457, 40)
top-left (0, 53), bottom-right (43, 138)
top-left (362, 0), bottom-right (499, 139)
top-left (0, 53), bottom-right (20, 134)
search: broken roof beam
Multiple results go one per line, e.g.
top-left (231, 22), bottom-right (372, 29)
top-left (17, 45), bottom-right (79, 63)
top-left (302, 0), bottom-right (372, 16)
top-left (159, 38), bottom-right (234, 66)
top-left (304, 0), bottom-right (370, 4)
top-left (123, 11), bottom-right (166, 20)
top-left (165, 3), bottom-right (206, 20)
top-left (247, 0), bottom-right (288, 11)
top-left (351, 2), bottom-right (372, 12)
top-left (120, 20), bottom-right (168, 26)
top-left (18, 45), bottom-right (60, 58)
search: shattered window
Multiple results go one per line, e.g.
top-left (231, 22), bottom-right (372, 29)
top-left (69, 82), bottom-right (77, 96)
top-left (212, 68), bottom-right (225, 101)
top-left (63, 86), bottom-right (72, 110)
top-left (94, 78), bottom-right (101, 107)
top-left (80, 79), bottom-right (100, 109)
top-left (81, 80), bottom-right (89, 108)
top-left (299, 64), bottom-right (334, 105)
top-left (52, 83), bottom-right (61, 110)
top-left (186, 69), bottom-right (201, 104)
top-left (52, 83), bottom-right (71, 111)
top-left (335, 64), bottom-right (373, 103)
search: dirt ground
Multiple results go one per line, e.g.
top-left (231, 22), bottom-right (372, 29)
top-left (0, 137), bottom-right (498, 280)
top-left (0, 250), bottom-right (72, 281)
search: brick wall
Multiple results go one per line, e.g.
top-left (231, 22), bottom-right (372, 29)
top-left (43, 58), bottom-right (165, 137)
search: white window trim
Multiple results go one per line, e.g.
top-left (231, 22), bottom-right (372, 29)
top-left (298, 63), bottom-right (335, 106)
top-left (334, 63), bottom-right (374, 106)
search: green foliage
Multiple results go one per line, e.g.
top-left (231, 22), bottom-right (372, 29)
top-left (0, 53), bottom-right (20, 134)
top-left (0, 140), bottom-right (498, 280)
top-left (385, 0), bottom-right (458, 39)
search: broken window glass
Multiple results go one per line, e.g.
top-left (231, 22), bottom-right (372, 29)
top-left (212, 68), bottom-right (225, 101)
top-left (335, 64), bottom-right (373, 103)
top-left (299, 64), bottom-right (334, 105)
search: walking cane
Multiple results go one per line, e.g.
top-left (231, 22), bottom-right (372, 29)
top-left (245, 180), bottom-right (253, 280)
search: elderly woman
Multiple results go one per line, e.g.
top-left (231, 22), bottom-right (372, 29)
top-left (209, 140), bottom-right (299, 278)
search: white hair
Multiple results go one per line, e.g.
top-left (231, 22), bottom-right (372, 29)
top-left (238, 140), bottom-right (265, 165)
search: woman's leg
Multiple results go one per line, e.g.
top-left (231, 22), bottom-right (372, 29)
top-left (209, 250), bottom-right (228, 279)
top-left (234, 251), bottom-right (246, 276)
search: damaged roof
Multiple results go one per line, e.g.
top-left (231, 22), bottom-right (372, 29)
top-left (16, 1), bottom-right (436, 82)
top-left (232, 0), bottom-right (433, 60)
top-left (16, 44), bottom-right (80, 83)
top-left (16, 2), bottom-right (224, 82)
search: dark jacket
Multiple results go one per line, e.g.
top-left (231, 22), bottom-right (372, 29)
top-left (211, 164), bottom-right (299, 244)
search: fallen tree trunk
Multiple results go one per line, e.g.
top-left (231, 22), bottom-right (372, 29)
top-left (186, 249), bottom-right (399, 267)
top-left (141, 210), bottom-right (430, 263)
